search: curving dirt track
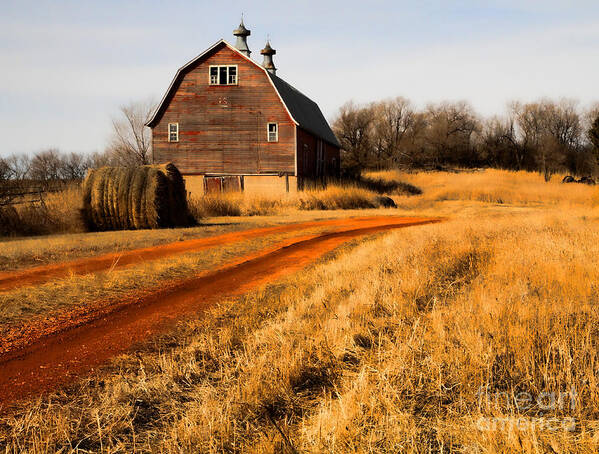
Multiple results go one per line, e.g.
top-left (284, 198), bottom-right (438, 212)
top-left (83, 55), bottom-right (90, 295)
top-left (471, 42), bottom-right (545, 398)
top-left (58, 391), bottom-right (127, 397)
top-left (0, 216), bottom-right (440, 410)
top-left (1, 216), bottom-right (425, 293)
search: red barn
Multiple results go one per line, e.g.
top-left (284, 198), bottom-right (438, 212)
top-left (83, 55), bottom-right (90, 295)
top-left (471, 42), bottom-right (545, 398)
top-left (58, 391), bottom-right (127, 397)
top-left (146, 21), bottom-right (341, 196)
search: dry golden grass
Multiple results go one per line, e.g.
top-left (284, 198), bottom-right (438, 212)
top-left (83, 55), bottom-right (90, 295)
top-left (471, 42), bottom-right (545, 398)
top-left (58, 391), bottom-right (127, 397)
top-left (368, 168), bottom-right (599, 207)
top-left (298, 185), bottom-right (380, 210)
top-left (0, 185), bottom-right (85, 237)
top-left (188, 183), bottom-right (388, 217)
top-left (2, 169), bottom-right (599, 452)
top-left (0, 218), bottom-right (277, 271)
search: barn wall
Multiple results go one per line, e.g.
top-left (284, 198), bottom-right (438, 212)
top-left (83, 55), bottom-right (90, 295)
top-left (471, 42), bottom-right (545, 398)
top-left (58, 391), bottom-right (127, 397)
top-left (244, 175), bottom-right (297, 195)
top-left (296, 128), bottom-right (340, 180)
top-left (324, 142), bottom-right (341, 178)
top-left (183, 175), bottom-right (205, 198)
top-left (184, 174), bottom-right (298, 197)
top-left (153, 44), bottom-right (296, 175)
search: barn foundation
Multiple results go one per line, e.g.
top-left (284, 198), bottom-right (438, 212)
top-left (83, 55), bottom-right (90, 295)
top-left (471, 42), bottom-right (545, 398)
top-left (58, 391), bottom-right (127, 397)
top-left (183, 174), bottom-right (298, 198)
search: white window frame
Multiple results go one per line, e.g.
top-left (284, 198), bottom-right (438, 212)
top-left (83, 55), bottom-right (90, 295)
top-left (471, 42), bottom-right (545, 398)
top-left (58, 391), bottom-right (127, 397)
top-left (267, 122), bottom-right (278, 142)
top-left (208, 65), bottom-right (238, 85)
top-left (168, 122), bottom-right (179, 142)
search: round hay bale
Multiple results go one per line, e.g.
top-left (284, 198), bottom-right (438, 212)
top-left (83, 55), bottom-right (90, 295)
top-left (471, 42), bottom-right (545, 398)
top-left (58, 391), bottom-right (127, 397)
top-left (81, 168), bottom-right (97, 229)
top-left (92, 167), bottom-right (111, 231)
top-left (116, 168), bottom-right (135, 230)
top-left (105, 167), bottom-right (119, 230)
top-left (81, 163), bottom-right (190, 231)
top-left (579, 176), bottom-right (596, 186)
top-left (144, 166), bottom-right (168, 228)
top-left (155, 163), bottom-right (189, 226)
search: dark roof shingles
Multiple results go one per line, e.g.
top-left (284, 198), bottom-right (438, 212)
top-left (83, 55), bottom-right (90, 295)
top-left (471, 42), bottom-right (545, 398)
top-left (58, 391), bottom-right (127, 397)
top-left (268, 73), bottom-right (340, 148)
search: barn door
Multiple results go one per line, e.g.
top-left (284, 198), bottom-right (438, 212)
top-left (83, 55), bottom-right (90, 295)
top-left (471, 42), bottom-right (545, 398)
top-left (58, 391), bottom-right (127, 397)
top-left (204, 176), bottom-right (243, 194)
top-left (222, 176), bottom-right (242, 192)
top-left (204, 177), bottom-right (222, 194)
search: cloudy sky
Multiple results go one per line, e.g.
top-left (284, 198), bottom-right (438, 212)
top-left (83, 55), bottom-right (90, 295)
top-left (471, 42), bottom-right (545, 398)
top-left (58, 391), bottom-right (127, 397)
top-left (2, 0), bottom-right (599, 155)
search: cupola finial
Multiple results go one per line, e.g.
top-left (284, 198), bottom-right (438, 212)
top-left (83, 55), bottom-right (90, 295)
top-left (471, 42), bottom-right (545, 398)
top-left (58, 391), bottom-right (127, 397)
top-left (233, 16), bottom-right (251, 57)
top-left (261, 38), bottom-right (276, 75)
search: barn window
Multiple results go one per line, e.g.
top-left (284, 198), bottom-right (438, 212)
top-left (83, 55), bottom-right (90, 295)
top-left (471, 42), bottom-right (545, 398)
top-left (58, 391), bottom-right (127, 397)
top-left (267, 123), bottom-right (278, 142)
top-left (168, 123), bottom-right (179, 142)
top-left (228, 66), bottom-right (237, 84)
top-left (210, 67), bottom-right (218, 84)
top-left (209, 65), bottom-right (238, 85)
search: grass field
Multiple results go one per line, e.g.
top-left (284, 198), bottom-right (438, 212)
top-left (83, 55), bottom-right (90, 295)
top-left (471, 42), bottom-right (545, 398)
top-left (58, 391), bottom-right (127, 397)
top-left (0, 180), bottom-right (404, 239)
top-left (1, 169), bottom-right (599, 452)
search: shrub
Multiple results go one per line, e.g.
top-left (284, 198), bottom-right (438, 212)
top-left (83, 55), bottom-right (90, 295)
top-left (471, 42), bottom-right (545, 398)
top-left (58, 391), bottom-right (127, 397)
top-left (358, 175), bottom-right (422, 195)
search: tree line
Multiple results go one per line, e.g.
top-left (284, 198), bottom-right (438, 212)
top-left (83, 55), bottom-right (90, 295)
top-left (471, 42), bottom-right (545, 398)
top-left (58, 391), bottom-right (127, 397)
top-left (0, 100), bottom-right (154, 188)
top-left (333, 97), bottom-right (599, 180)
top-left (2, 97), bottom-right (599, 190)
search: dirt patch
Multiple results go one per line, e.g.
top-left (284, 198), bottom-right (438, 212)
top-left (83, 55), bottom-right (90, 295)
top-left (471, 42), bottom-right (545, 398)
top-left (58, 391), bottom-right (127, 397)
top-left (0, 216), bottom-right (421, 292)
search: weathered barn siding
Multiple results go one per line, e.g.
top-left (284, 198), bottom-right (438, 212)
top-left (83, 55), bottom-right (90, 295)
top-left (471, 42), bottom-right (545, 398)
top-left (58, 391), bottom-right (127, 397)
top-left (153, 44), bottom-right (296, 175)
top-left (296, 128), bottom-right (340, 179)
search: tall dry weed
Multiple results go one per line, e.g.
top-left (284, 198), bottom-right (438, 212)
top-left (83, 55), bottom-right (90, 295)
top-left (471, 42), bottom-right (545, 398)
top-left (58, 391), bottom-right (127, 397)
top-left (0, 185), bottom-right (84, 237)
top-left (188, 184), bottom-right (389, 218)
top-left (369, 168), bottom-right (598, 207)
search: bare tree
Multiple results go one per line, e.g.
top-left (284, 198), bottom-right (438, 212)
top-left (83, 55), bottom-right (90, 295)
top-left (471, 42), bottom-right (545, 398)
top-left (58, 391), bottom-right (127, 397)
top-left (88, 150), bottom-right (117, 169)
top-left (423, 101), bottom-right (480, 167)
top-left (333, 101), bottom-right (375, 176)
top-left (587, 103), bottom-right (599, 151)
top-left (107, 99), bottom-right (155, 167)
top-left (62, 152), bottom-right (91, 180)
top-left (511, 99), bottom-right (582, 179)
top-left (0, 154), bottom-right (32, 205)
top-left (0, 157), bottom-right (11, 182)
top-left (328, 94), bottom-right (593, 176)
top-left (371, 97), bottom-right (415, 168)
top-left (29, 149), bottom-right (64, 182)
top-left (3, 154), bottom-right (31, 180)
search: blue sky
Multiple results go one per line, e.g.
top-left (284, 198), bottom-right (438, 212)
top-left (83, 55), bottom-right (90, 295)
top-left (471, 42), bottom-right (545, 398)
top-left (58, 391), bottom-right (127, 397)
top-left (2, 0), bottom-right (599, 155)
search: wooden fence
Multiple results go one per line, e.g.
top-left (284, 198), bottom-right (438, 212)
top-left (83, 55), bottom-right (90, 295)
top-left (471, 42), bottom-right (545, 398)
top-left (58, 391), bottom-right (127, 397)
top-left (0, 181), bottom-right (71, 207)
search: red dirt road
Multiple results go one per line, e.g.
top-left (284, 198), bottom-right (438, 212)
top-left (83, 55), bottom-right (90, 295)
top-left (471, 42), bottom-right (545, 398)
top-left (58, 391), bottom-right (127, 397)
top-left (0, 216), bottom-right (421, 293)
top-left (0, 217), bottom-right (440, 410)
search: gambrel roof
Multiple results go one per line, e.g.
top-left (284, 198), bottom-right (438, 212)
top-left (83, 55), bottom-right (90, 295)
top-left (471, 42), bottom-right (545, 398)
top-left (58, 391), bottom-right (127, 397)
top-left (267, 72), bottom-right (340, 147)
top-left (146, 40), bottom-right (340, 148)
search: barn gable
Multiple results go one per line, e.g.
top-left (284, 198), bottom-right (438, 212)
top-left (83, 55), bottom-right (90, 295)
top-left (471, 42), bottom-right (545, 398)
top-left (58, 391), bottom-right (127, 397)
top-left (146, 40), bottom-right (294, 129)
top-left (150, 42), bottom-right (296, 175)
top-left (146, 40), bottom-right (339, 149)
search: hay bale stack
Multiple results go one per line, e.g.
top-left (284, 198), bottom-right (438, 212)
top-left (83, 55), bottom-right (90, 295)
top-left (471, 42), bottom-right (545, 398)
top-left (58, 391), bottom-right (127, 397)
top-left (82, 163), bottom-right (190, 231)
